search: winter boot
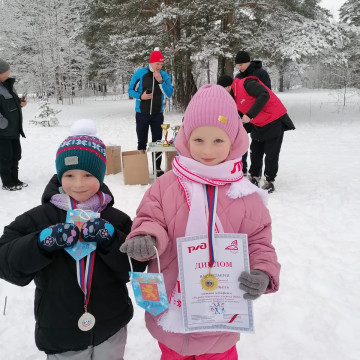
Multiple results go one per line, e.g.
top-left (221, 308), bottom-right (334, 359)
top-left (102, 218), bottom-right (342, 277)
top-left (262, 180), bottom-right (275, 193)
top-left (15, 180), bottom-right (28, 188)
top-left (2, 185), bottom-right (22, 191)
top-left (12, 169), bottom-right (28, 188)
top-left (248, 175), bottom-right (260, 187)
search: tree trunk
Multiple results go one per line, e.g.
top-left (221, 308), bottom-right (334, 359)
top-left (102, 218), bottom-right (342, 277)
top-left (218, 13), bottom-right (235, 78)
top-left (278, 61), bottom-right (285, 92)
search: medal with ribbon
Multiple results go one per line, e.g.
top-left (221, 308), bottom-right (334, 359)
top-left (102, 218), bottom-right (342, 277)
top-left (77, 250), bottom-right (96, 331)
top-left (200, 185), bottom-right (219, 291)
top-left (66, 191), bottom-right (105, 331)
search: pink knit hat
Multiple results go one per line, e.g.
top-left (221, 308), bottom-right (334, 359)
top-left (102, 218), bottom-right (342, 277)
top-left (176, 84), bottom-right (249, 160)
top-left (183, 84), bottom-right (239, 143)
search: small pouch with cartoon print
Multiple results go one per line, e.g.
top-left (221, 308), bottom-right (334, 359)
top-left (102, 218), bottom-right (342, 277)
top-left (128, 248), bottom-right (169, 316)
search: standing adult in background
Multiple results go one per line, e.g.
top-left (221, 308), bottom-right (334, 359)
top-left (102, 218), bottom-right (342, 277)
top-left (0, 59), bottom-right (28, 191)
top-left (128, 48), bottom-right (173, 177)
top-left (235, 51), bottom-right (272, 176)
top-left (235, 50), bottom-right (271, 89)
top-left (232, 76), bottom-right (295, 193)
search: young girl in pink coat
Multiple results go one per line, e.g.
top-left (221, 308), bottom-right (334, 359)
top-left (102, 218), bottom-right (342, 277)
top-left (121, 84), bottom-right (281, 360)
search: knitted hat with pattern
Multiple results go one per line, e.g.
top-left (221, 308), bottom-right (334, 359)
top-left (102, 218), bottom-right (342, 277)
top-left (149, 47), bottom-right (164, 63)
top-left (56, 119), bottom-right (106, 185)
top-left (182, 84), bottom-right (239, 144)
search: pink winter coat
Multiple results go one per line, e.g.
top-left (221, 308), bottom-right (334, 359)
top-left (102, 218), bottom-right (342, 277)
top-left (127, 171), bottom-right (280, 356)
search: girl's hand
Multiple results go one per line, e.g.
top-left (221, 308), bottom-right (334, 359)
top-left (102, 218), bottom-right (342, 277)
top-left (239, 269), bottom-right (269, 300)
top-left (120, 235), bottom-right (156, 258)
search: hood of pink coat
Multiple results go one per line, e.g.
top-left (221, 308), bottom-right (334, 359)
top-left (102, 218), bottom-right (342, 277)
top-left (175, 118), bottom-right (249, 161)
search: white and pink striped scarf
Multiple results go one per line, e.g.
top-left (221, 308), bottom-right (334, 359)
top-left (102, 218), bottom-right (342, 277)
top-left (157, 154), bottom-right (267, 333)
top-left (172, 154), bottom-right (245, 236)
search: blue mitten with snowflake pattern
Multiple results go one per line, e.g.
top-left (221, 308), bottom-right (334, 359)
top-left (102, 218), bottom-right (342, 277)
top-left (38, 223), bottom-right (79, 252)
top-left (81, 218), bottom-right (115, 254)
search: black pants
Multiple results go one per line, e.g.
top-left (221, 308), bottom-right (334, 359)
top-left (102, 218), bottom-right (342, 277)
top-left (136, 112), bottom-right (164, 170)
top-left (0, 138), bottom-right (22, 186)
top-left (249, 132), bottom-right (284, 182)
top-left (242, 151), bottom-right (248, 174)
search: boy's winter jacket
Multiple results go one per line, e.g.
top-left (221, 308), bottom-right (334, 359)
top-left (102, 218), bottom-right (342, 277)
top-left (0, 175), bottom-right (147, 354)
top-left (127, 171), bottom-right (280, 356)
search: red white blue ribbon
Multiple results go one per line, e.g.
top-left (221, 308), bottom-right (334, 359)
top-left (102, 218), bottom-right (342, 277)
top-left (205, 185), bottom-right (218, 267)
top-left (76, 250), bottom-right (96, 307)
top-left (69, 191), bottom-right (105, 308)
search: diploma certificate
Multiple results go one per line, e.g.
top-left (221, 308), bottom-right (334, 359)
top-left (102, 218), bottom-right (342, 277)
top-left (177, 233), bottom-right (254, 333)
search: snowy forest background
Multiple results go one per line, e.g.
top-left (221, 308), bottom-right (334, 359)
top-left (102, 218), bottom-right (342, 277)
top-left (1, 0), bottom-right (360, 110)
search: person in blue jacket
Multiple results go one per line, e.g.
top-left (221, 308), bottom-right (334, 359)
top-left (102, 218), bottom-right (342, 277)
top-left (128, 48), bottom-right (173, 176)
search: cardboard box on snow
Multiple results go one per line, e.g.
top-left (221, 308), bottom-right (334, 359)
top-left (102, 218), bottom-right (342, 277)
top-left (106, 146), bottom-right (122, 175)
top-left (122, 150), bottom-right (149, 185)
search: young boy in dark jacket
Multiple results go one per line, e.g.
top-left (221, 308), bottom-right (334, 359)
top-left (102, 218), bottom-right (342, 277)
top-left (0, 119), bottom-right (147, 359)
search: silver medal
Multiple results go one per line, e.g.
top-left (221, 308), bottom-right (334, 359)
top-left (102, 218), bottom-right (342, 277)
top-left (78, 312), bottom-right (96, 331)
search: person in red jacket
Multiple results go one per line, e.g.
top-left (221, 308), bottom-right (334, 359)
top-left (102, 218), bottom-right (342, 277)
top-left (232, 76), bottom-right (295, 193)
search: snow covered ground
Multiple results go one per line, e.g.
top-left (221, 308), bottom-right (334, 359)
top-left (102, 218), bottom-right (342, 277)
top-left (0, 88), bottom-right (360, 360)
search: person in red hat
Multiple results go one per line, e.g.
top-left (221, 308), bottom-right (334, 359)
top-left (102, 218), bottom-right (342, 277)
top-left (128, 48), bottom-right (173, 176)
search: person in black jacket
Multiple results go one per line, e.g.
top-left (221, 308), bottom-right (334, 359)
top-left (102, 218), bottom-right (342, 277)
top-left (0, 119), bottom-right (147, 359)
top-left (234, 51), bottom-right (272, 177)
top-left (232, 77), bottom-right (295, 193)
top-left (235, 51), bottom-right (271, 89)
top-left (0, 59), bottom-right (28, 191)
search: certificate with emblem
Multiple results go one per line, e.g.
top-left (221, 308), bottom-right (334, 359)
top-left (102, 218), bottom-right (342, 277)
top-left (177, 233), bottom-right (254, 333)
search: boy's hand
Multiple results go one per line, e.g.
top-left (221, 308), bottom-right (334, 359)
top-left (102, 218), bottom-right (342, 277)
top-left (81, 219), bottom-right (115, 253)
top-left (38, 223), bottom-right (79, 252)
top-left (239, 269), bottom-right (270, 300)
top-left (119, 235), bottom-right (156, 258)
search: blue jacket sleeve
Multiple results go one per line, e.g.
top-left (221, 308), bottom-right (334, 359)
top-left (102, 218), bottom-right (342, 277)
top-left (160, 71), bottom-right (173, 98)
top-left (128, 69), bottom-right (142, 100)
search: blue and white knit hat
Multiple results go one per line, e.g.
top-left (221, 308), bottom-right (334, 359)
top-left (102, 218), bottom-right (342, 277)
top-left (56, 119), bottom-right (107, 185)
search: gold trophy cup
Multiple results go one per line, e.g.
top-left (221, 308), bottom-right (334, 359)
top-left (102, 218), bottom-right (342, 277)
top-left (161, 124), bottom-right (170, 146)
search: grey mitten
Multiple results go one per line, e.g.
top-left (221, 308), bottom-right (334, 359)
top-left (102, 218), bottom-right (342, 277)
top-left (119, 235), bottom-right (156, 258)
top-left (239, 269), bottom-right (270, 300)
